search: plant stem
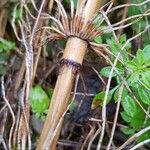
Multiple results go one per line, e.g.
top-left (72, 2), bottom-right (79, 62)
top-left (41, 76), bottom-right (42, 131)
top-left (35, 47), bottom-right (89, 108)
top-left (36, 1), bottom-right (100, 149)
top-left (37, 37), bottom-right (87, 150)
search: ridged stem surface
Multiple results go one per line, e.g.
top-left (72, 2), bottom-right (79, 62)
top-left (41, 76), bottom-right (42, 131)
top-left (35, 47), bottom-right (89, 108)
top-left (36, 1), bottom-right (100, 149)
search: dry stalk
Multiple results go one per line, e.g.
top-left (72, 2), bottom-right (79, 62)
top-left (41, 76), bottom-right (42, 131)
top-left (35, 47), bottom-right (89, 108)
top-left (0, 108), bottom-right (8, 150)
top-left (1, 77), bottom-right (16, 149)
top-left (0, 4), bottom-right (8, 37)
top-left (36, 0), bottom-right (101, 149)
top-left (13, 0), bottom-right (52, 149)
top-left (81, 125), bottom-right (96, 150)
top-left (130, 139), bottom-right (150, 150)
top-left (106, 83), bottom-right (124, 150)
top-left (117, 125), bottom-right (150, 150)
top-left (88, 124), bottom-right (101, 150)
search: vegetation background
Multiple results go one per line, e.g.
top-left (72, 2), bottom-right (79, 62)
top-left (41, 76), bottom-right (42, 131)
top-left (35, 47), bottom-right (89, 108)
top-left (0, 0), bottom-right (150, 149)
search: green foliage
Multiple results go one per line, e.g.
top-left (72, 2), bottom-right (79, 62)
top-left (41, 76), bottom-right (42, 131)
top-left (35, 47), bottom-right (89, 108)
top-left (94, 36), bottom-right (103, 44)
top-left (12, 8), bottom-right (22, 22)
top-left (121, 127), bottom-right (135, 135)
top-left (9, 3), bottom-right (23, 23)
top-left (0, 38), bottom-right (16, 75)
top-left (120, 93), bottom-right (145, 129)
top-left (64, 0), bottom-right (77, 7)
top-left (127, 0), bottom-right (148, 31)
top-left (93, 33), bottom-right (150, 143)
top-left (115, 46), bottom-right (150, 136)
top-left (127, 46), bottom-right (150, 86)
top-left (29, 86), bottom-right (53, 120)
top-left (122, 95), bottom-right (137, 117)
top-left (0, 38), bottom-right (16, 53)
top-left (137, 131), bottom-right (150, 143)
top-left (29, 86), bottom-right (50, 113)
top-left (127, 0), bottom-right (150, 45)
top-left (106, 34), bottom-right (131, 61)
top-left (100, 66), bottom-right (124, 78)
top-left (93, 86), bottom-right (118, 107)
top-left (133, 84), bottom-right (150, 105)
top-left (127, 45), bottom-right (150, 87)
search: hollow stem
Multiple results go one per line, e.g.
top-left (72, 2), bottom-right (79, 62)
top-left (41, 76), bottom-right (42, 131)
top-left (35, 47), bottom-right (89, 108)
top-left (36, 37), bottom-right (87, 150)
top-left (36, 1), bottom-right (100, 149)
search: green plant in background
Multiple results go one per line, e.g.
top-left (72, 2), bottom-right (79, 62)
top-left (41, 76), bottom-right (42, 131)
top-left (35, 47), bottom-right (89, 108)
top-left (93, 33), bottom-right (150, 142)
top-left (93, 34), bottom-right (131, 106)
top-left (127, 45), bottom-right (150, 88)
top-left (0, 38), bottom-right (16, 75)
top-left (127, 0), bottom-right (150, 46)
top-left (29, 86), bottom-right (53, 121)
top-left (0, 38), bottom-right (16, 53)
top-left (9, 1), bottom-right (23, 22)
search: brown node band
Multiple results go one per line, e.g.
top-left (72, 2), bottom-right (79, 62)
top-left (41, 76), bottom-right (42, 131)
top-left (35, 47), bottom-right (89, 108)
top-left (59, 58), bottom-right (81, 71)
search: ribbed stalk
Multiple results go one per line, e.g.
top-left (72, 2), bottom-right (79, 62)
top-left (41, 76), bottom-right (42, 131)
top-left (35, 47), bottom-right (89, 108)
top-left (36, 37), bottom-right (87, 150)
top-left (36, 1), bottom-right (100, 149)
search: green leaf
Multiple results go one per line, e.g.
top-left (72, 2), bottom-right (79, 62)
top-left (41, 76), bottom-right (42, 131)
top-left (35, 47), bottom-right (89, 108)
top-left (128, 4), bottom-right (141, 17)
top-left (120, 111), bottom-right (132, 123)
top-left (58, 39), bottom-right (66, 48)
top-left (64, 0), bottom-right (78, 8)
top-left (127, 61), bottom-right (138, 72)
top-left (127, 47), bottom-right (150, 71)
top-left (106, 34), bottom-right (131, 62)
top-left (127, 47), bottom-right (150, 85)
top-left (121, 91), bottom-right (145, 130)
top-left (14, 8), bottom-right (22, 21)
top-left (136, 50), bottom-right (144, 65)
top-left (93, 91), bottom-right (110, 106)
top-left (29, 86), bottom-right (50, 114)
top-left (127, 0), bottom-right (146, 32)
top-left (121, 127), bottom-right (135, 135)
top-left (94, 36), bottom-right (103, 44)
top-left (0, 38), bottom-right (16, 53)
top-left (121, 95), bottom-right (137, 117)
top-left (136, 84), bottom-right (150, 105)
top-left (143, 45), bottom-right (150, 64)
top-left (120, 34), bottom-right (127, 44)
top-left (106, 38), bottom-right (119, 55)
top-left (142, 71), bottom-right (150, 88)
top-left (137, 131), bottom-right (150, 143)
top-left (93, 87), bottom-right (117, 107)
top-left (121, 105), bottom-right (145, 130)
top-left (130, 108), bottom-right (145, 130)
top-left (114, 87), bottom-right (128, 102)
top-left (10, 6), bottom-right (23, 22)
top-left (100, 66), bottom-right (117, 77)
top-left (128, 72), bottom-right (139, 85)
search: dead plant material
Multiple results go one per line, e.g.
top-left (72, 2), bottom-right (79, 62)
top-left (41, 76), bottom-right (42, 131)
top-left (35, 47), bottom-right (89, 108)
top-left (0, 3), bottom-right (8, 37)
